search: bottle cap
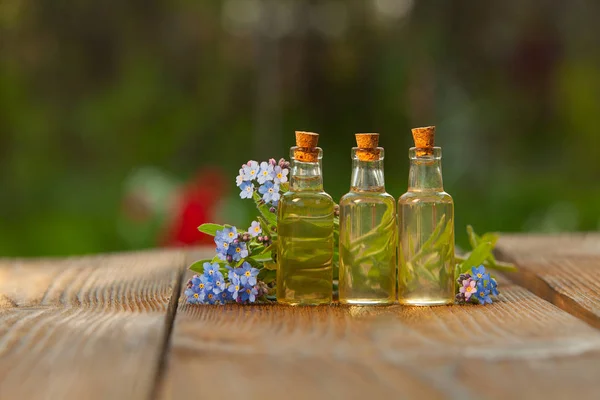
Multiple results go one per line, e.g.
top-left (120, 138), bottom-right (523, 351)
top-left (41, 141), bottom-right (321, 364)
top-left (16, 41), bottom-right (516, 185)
top-left (411, 126), bottom-right (435, 156)
top-left (294, 131), bottom-right (320, 162)
top-left (355, 133), bottom-right (380, 161)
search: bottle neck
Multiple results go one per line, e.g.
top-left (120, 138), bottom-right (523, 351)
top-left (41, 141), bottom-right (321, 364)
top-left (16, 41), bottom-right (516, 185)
top-left (407, 147), bottom-right (444, 192)
top-left (290, 160), bottom-right (324, 191)
top-left (351, 159), bottom-right (385, 192)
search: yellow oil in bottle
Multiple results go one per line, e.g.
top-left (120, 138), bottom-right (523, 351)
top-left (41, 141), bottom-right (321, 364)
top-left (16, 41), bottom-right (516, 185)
top-left (339, 190), bottom-right (396, 305)
top-left (398, 193), bottom-right (454, 305)
top-left (276, 133), bottom-right (334, 306)
top-left (277, 191), bottom-right (334, 305)
top-left (398, 127), bottom-right (455, 306)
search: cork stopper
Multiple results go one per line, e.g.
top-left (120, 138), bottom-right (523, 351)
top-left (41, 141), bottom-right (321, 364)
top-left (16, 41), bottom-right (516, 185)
top-left (355, 133), bottom-right (381, 161)
top-left (294, 131), bottom-right (320, 162)
top-left (411, 126), bottom-right (435, 156)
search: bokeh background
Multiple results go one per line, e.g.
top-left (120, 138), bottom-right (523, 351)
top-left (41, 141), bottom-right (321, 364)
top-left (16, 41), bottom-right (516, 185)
top-left (1, 0), bottom-right (599, 257)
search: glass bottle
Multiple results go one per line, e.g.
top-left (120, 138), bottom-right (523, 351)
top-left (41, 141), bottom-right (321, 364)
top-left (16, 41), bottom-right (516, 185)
top-left (339, 134), bottom-right (396, 305)
top-left (398, 126), bottom-right (455, 306)
top-left (277, 131), bottom-right (334, 305)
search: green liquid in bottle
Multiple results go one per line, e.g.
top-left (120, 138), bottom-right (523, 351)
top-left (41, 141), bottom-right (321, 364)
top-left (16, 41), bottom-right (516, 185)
top-left (277, 192), bottom-right (334, 305)
top-left (276, 141), bottom-right (334, 306)
top-left (339, 190), bottom-right (396, 305)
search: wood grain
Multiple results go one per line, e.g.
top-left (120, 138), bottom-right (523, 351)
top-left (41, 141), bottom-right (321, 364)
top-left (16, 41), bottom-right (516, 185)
top-left (497, 234), bottom-right (600, 329)
top-left (495, 233), bottom-right (600, 258)
top-left (0, 249), bottom-right (186, 400)
top-left (160, 276), bottom-right (600, 399)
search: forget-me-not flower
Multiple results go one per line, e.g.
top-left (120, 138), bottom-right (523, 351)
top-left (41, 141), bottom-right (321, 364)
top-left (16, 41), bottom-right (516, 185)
top-left (257, 162), bottom-right (274, 184)
top-left (228, 241), bottom-right (249, 262)
top-left (204, 291), bottom-right (218, 305)
top-left (273, 165), bottom-right (289, 184)
top-left (235, 262), bottom-right (259, 286)
top-left (248, 221), bottom-right (262, 237)
top-left (471, 265), bottom-right (490, 281)
top-left (259, 181), bottom-right (280, 204)
top-left (185, 287), bottom-right (202, 304)
top-left (240, 285), bottom-right (258, 303)
top-left (221, 227), bottom-right (238, 243)
top-left (199, 275), bottom-right (214, 293)
top-left (476, 281), bottom-right (493, 304)
top-left (185, 276), bottom-right (206, 304)
top-left (227, 273), bottom-right (242, 300)
top-left (459, 278), bottom-right (477, 301)
top-left (203, 262), bottom-right (220, 278)
top-left (236, 168), bottom-right (244, 186)
top-left (214, 235), bottom-right (230, 260)
top-left (243, 161), bottom-right (259, 181)
top-left (219, 290), bottom-right (232, 303)
top-left (239, 181), bottom-right (254, 199)
top-left (489, 278), bottom-right (499, 296)
top-left (212, 271), bottom-right (226, 294)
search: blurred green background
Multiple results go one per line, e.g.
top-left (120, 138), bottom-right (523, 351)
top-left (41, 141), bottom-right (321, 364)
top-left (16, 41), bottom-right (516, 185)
top-left (1, 0), bottom-right (599, 257)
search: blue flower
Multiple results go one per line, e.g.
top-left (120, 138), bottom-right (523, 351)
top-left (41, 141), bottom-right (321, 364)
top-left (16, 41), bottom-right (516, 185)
top-left (239, 181), bottom-right (254, 199)
top-left (227, 273), bottom-right (242, 300)
top-left (203, 262), bottom-right (221, 278)
top-left (185, 287), bottom-right (202, 304)
top-left (240, 285), bottom-right (258, 303)
top-left (259, 181), bottom-right (280, 204)
top-left (214, 235), bottom-right (230, 260)
top-left (227, 241), bottom-right (249, 261)
top-left (476, 281), bottom-right (493, 305)
top-left (257, 162), bottom-right (274, 184)
top-left (243, 161), bottom-right (259, 181)
top-left (219, 289), bottom-right (232, 303)
top-left (212, 271), bottom-right (226, 294)
top-left (204, 291), bottom-right (218, 305)
top-left (471, 265), bottom-right (490, 282)
top-left (236, 168), bottom-right (244, 187)
top-left (248, 221), bottom-right (262, 237)
top-left (235, 262), bottom-right (259, 286)
top-left (199, 275), bottom-right (214, 293)
top-left (489, 278), bottom-right (499, 296)
top-left (273, 165), bottom-right (289, 184)
top-left (221, 227), bottom-right (238, 243)
top-left (186, 275), bottom-right (207, 304)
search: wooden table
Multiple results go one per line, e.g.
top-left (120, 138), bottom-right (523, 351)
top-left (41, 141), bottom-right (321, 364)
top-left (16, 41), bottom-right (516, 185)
top-left (2, 234), bottom-right (600, 400)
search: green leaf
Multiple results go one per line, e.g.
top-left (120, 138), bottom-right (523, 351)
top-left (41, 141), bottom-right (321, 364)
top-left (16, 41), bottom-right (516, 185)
top-left (459, 241), bottom-right (494, 274)
top-left (250, 254), bottom-right (274, 263)
top-left (198, 223), bottom-right (225, 236)
top-left (189, 259), bottom-right (212, 272)
top-left (466, 225), bottom-right (479, 249)
top-left (258, 268), bottom-right (277, 284)
top-left (481, 232), bottom-right (499, 247)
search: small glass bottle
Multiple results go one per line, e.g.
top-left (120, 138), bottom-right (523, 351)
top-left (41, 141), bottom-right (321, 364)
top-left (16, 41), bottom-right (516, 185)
top-left (339, 134), bottom-right (396, 305)
top-left (277, 131), bottom-right (334, 305)
top-left (398, 126), bottom-right (455, 306)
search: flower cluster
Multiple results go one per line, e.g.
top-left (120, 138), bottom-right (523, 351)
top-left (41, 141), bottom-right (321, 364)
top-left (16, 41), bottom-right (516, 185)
top-left (237, 159), bottom-right (289, 208)
top-left (214, 226), bottom-right (250, 263)
top-left (456, 265), bottom-right (499, 305)
top-left (185, 261), bottom-right (265, 304)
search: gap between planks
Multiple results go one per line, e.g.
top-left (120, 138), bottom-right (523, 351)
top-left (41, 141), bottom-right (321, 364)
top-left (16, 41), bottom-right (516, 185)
top-left (496, 234), bottom-right (600, 331)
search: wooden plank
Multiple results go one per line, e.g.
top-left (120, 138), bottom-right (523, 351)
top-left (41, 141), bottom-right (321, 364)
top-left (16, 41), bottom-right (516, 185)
top-left (0, 249), bottom-right (186, 400)
top-left (497, 234), bottom-right (600, 329)
top-left (160, 275), bottom-right (600, 399)
top-left (495, 233), bottom-right (600, 258)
